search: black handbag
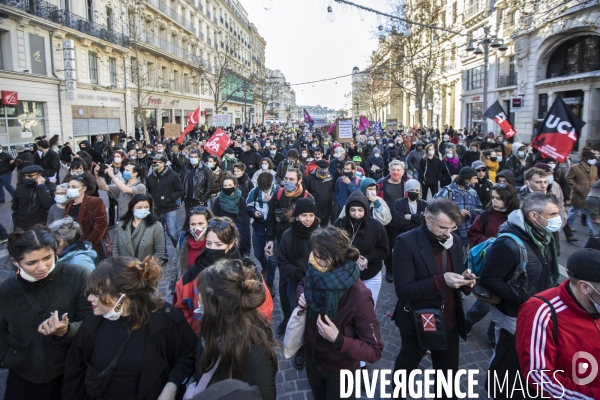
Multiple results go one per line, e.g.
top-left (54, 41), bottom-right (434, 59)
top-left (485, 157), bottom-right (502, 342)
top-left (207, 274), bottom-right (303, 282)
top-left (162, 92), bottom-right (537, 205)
top-left (84, 323), bottom-right (133, 398)
top-left (409, 250), bottom-right (448, 350)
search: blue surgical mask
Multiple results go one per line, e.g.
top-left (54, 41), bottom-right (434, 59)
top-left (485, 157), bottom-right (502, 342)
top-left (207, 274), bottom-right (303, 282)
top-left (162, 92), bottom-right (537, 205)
top-left (189, 158), bottom-right (199, 166)
top-left (134, 209), bottom-right (151, 219)
top-left (547, 176), bottom-right (554, 185)
top-left (518, 151), bottom-right (525, 157)
top-left (536, 213), bottom-right (562, 233)
top-left (54, 194), bottom-right (68, 204)
top-left (270, 150), bottom-right (276, 156)
top-left (374, 153), bottom-right (380, 158)
top-left (123, 171), bottom-right (132, 180)
top-left (283, 181), bottom-right (296, 192)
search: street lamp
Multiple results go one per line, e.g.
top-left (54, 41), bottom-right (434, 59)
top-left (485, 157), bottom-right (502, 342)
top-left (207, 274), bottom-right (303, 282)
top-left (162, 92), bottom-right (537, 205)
top-left (465, 26), bottom-right (507, 134)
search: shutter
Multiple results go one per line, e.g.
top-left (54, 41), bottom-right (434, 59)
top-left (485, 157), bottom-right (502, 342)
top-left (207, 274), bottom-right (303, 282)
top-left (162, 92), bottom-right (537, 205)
top-left (89, 119), bottom-right (108, 134)
top-left (73, 119), bottom-right (89, 136)
top-left (108, 118), bottom-right (121, 133)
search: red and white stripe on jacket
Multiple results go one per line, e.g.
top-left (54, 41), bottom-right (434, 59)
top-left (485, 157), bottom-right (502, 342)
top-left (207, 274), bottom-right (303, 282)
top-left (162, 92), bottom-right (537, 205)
top-left (516, 281), bottom-right (600, 399)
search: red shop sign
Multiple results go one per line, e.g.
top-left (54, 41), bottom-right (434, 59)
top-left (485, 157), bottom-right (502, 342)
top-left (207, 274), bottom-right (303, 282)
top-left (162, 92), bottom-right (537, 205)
top-left (2, 91), bottom-right (18, 105)
top-left (472, 96), bottom-right (480, 101)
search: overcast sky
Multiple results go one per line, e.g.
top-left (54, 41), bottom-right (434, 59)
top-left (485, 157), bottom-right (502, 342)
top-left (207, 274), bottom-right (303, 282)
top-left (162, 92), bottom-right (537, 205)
top-left (243, 0), bottom-right (391, 110)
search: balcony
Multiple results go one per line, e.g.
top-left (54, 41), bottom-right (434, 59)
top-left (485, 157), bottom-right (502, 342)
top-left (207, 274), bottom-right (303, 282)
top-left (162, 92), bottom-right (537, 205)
top-left (464, 0), bottom-right (485, 20)
top-left (148, 0), bottom-right (195, 33)
top-left (497, 73), bottom-right (518, 88)
top-left (213, 17), bottom-right (217, 24)
top-left (0, 0), bottom-right (129, 47)
top-left (137, 32), bottom-right (201, 65)
top-left (197, 3), bottom-right (203, 12)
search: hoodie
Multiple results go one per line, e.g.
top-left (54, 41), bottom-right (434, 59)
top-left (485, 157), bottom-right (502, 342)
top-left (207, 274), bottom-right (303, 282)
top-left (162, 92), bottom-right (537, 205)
top-left (505, 141), bottom-right (526, 188)
top-left (586, 179), bottom-right (600, 219)
top-left (59, 240), bottom-right (98, 271)
top-left (496, 169), bottom-right (516, 187)
top-left (337, 178), bottom-right (392, 225)
top-left (78, 140), bottom-right (104, 164)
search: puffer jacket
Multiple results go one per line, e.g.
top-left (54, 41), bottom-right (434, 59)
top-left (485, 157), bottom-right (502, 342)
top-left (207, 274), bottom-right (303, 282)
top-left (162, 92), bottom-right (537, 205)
top-left (182, 163), bottom-right (214, 204)
top-left (407, 149), bottom-right (424, 171)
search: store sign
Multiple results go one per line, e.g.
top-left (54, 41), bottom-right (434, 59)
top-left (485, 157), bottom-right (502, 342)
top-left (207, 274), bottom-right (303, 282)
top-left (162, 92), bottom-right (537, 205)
top-left (63, 40), bottom-right (76, 100)
top-left (472, 96), bottom-right (481, 101)
top-left (147, 96), bottom-right (162, 105)
top-left (1, 91), bottom-right (18, 105)
top-left (511, 97), bottom-right (523, 112)
top-left (200, 111), bottom-right (206, 116)
top-left (563, 97), bottom-right (582, 105)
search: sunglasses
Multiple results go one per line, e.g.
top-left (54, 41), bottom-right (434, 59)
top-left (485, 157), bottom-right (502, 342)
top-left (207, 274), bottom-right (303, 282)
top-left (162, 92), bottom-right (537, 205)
top-left (191, 206), bottom-right (209, 213)
top-left (208, 220), bottom-right (229, 229)
top-left (476, 168), bottom-right (487, 172)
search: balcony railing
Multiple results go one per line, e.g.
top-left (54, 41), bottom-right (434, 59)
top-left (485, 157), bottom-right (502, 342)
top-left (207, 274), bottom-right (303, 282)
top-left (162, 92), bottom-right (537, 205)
top-left (497, 73), bottom-right (518, 88)
top-left (207, 37), bottom-right (212, 46)
top-left (151, 0), bottom-right (195, 33)
top-left (0, 0), bottom-right (129, 47)
top-left (138, 32), bottom-right (201, 65)
top-left (464, 0), bottom-right (485, 20)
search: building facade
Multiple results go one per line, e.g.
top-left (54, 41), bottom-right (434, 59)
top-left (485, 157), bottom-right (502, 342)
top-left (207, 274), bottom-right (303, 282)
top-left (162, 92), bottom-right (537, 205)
top-left (264, 68), bottom-right (296, 123)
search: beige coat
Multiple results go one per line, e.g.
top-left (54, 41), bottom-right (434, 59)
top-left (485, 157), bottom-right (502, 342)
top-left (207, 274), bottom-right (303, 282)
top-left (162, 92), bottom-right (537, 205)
top-left (566, 162), bottom-right (598, 209)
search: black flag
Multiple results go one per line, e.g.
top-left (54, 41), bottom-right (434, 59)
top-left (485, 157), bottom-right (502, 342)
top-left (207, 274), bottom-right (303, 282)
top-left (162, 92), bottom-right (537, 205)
top-left (483, 101), bottom-right (516, 139)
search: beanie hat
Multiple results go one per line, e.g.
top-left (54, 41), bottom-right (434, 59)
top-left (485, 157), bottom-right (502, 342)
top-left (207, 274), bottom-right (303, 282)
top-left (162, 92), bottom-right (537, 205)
top-left (316, 159), bottom-right (329, 168)
top-left (359, 178), bottom-right (377, 193)
top-left (256, 172), bottom-right (273, 191)
top-left (224, 148), bottom-right (235, 155)
top-left (292, 198), bottom-right (317, 217)
top-left (459, 167), bottom-right (478, 180)
top-left (404, 179), bottom-right (421, 193)
top-left (533, 162), bottom-right (552, 173)
top-left (471, 160), bottom-right (485, 170)
top-left (372, 147), bottom-right (381, 154)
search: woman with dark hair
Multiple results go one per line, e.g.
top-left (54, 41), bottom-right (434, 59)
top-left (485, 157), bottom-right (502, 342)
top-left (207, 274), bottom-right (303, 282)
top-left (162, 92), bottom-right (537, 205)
top-left (419, 143), bottom-right (443, 199)
top-left (0, 229), bottom-right (91, 399)
top-left (174, 216), bottom-right (272, 334)
top-left (62, 256), bottom-right (197, 400)
top-left (251, 157), bottom-right (276, 185)
top-left (468, 182), bottom-right (520, 246)
top-left (74, 150), bottom-right (93, 172)
top-left (173, 206), bottom-right (214, 281)
top-left (59, 141), bottom-right (74, 167)
top-left (94, 161), bottom-right (147, 220)
top-left (113, 194), bottom-right (165, 261)
top-left (187, 259), bottom-right (278, 400)
top-left (297, 226), bottom-right (383, 399)
top-left (440, 146), bottom-right (461, 187)
top-left (49, 216), bottom-right (97, 270)
top-left (482, 149), bottom-right (500, 183)
top-left (64, 174), bottom-right (108, 255)
top-left (212, 172), bottom-right (250, 254)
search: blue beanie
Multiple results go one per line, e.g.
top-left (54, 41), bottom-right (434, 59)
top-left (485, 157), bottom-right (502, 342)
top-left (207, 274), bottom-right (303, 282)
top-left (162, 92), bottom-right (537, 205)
top-left (359, 178), bottom-right (377, 193)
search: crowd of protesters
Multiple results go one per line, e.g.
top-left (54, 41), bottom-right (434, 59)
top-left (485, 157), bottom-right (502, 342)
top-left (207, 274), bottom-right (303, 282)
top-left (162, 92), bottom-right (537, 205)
top-left (0, 122), bottom-right (599, 400)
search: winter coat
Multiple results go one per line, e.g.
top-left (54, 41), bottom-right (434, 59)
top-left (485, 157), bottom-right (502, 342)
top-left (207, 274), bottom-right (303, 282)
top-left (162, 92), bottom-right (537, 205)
top-left (586, 179), bottom-right (600, 220)
top-left (236, 173), bottom-right (254, 200)
top-left (297, 277), bottom-right (383, 371)
top-left (182, 163), bottom-right (214, 204)
top-left (12, 180), bottom-right (56, 231)
top-left (440, 158), bottom-right (461, 187)
top-left (435, 181), bottom-right (482, 246)
top-left (407, 149), bottom-right (424, 171)
top-left (59, 241), bottom-right (97, 271)
top-left (266, 188), bottom-right (314, 241)
top-left (275, 160), bottom-right (304, 186)
top-left (472, 177), bottom-right (494, 206)
top-left (566, 161), bottom-right (599, 209)
top-left (496, 169), bottom-right (516, 186)
top-left (62, 303), bottom-right (197, 400)
top-left (419, 157), bottom-right (443, 186)
top-left (393, 198), bottom-right (427, 234)
top-left (0, 262), bottom-right (91, 384)
top-left (146, 166), bottom-right (184, 213)
top-left (334, 191), bottom-right (389, 281)
top-left (478, 210), bottom-right (556, 318)
top-left (334, 175), bottom-right (361, 210)
top-left (277, 226), bottom-right (313, 282)
top-left (267, 152), bottom-right (285, 170)
top-left (459, 149), bottom-right (480, 167)
top-left (0, 151), bottom-right (15, 175)
top-left (240, 148), bottom-right (263, 178)
top-left (467, 209), bottom-right (508, 246)
top-left (365, 154), bottom-right (385, 180)
top-left (113, 219), bottom-right (166, 261)
top-left (64, 196), bottom-right (108, 253)
top-left (35, 149), bottom-right (61, 183)
top-left (15, 150), bottom-right (35, 171)
top-left (504, 142), bottom-right (527, 188)
top-left (338, 195), bottom-right (392, 226)
top-left (303, 171), bottom-right (335, 223)
top-left (247, 185), bottom-right (278, 230)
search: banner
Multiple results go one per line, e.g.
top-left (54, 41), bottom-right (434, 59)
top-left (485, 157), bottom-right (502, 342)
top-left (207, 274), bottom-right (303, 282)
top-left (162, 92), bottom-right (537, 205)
top-left (532, 96), bottom-right (586, 163)
top-left (176, 108), bottom-right (199, 144)
top-left (374, 120), bottom-right (382, 134)
top-left (204, 128), bottom-right (233, 157)
top-left (483, 101), bottom-right (517, 139)
top-left (312, 118), bottom-right (328, 128)
top-left (303, 109), bottom-right (313, 127)
top-left (212, 113), bottom-right (231, 127)
top-left (337, 119), bottom-right (353, 143)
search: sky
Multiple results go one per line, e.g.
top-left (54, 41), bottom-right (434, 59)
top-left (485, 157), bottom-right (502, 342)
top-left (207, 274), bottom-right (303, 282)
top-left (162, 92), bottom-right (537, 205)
top-left (243, 0), bottom-right (391, 110)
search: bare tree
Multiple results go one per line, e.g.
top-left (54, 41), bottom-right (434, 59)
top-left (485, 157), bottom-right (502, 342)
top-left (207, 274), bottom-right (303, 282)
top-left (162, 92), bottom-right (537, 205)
top-left (253, 67), bottom-right (282, 124)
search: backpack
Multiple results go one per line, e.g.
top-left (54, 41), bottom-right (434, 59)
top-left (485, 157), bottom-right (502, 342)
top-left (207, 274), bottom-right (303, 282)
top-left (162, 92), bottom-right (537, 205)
top-left (468, 232), bottom-right (527, 304)
top-left (274, 188), bottom-right (309, 223)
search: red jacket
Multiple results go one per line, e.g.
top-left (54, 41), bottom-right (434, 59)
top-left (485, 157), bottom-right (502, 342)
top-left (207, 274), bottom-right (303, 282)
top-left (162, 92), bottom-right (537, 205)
top-left (467, 209), bottom-right (508, 246)
top-left (516, 281), bottom-right (600, 399)
top-left (297, 278), bottom-right (383, 371)
top-left (64, 195), bottom-right (107, 253)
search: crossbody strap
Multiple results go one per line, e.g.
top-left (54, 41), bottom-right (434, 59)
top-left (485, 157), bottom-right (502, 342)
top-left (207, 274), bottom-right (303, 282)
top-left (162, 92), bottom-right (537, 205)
top-left (133, 223), bottom-right (149, 258)
top-left (441, 250), bottom-right (447, 305)
top-left (533, 295), bottom-right (559, 343)
top-left (18, 283), bottom-right (48, 318)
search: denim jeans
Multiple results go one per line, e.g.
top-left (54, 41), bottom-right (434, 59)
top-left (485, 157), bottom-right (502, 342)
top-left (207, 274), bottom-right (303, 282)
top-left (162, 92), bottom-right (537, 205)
top-left (0, 173), bottom-right (15, 202)
top-left (160, 210), bottom-right (179, 253)
top-left (567, 206), bottom-right (594, 233)
top-left (252, 226), bottom-right (276, 285)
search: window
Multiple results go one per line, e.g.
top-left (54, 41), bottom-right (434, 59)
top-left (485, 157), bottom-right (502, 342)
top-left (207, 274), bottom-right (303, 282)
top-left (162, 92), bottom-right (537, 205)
top-left (466, 66), bottom-right (484, 90)
top-left (547, 35), bottom-right (600, 78)
top-left (29, 34), bottom-right (46, 75)
top-left (88, 51), bottom-right (98, 84)
top-left (452, 3), bottom-right (457, 24)
top-left (109, 57), bottom-right (116, 86)
top-left (106, 7), bottom-right (113, 30)
top-left (173, 70), bottom-right (180, 91)
top-left (504, 11), bottom-right (516, 28)
top-left (161, 66), bottom-right (168, 88)
top-left (538, 93), bottom-right (548, 119)
top-left (2, 101), bottom-right (46, 145)
top-left (86, 0), bottom-right (93, 21)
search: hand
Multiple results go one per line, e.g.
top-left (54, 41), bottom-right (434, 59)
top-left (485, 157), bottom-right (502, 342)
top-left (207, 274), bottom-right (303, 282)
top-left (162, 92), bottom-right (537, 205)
top-left (317, 314), bottom-right (339, 343)
top-left (443, 272), bottom-right (472, 289)
top-left (9, 160), bottom-right (13, 164)
top-left (405, 214), bottom-right (412, 220)
top-left (38, 311), bottom-right (69, 337)
top-left (105, 167), bottom-right (114, 177)
top-left (255, 211), bottom-right (263, 218)
top-left (342, 176), bottom-right (350, 184)
top-left (367, 195), bottom-right (377, 203)
top-left (460, 209), bottom-right (471, 218)
top-left (157, 382), bottom-right (178, 400)
top-left (36, 176), bottom-right (46, 185)
top-left (264, 241), bottom-right (274, 256)
top-left (94, 165), bottom-right (100, 175)
top-left (263, 193), bottom-right (272, 203)
top-left (357, 256), bottom-right (368, 271)
top-left (298, 293), bottom-right (307, 308)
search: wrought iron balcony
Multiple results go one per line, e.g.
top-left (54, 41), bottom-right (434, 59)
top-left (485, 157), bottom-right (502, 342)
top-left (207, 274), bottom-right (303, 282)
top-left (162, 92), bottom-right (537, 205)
top-left (497, 73), bottom-right (518, 88)
top-left (464, 0), bottom-right (485, 20)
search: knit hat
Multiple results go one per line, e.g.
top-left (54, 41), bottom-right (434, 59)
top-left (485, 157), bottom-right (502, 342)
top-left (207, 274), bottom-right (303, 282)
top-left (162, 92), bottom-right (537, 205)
top-left (567, 248), bottom-right (600, 282)
top-left (459, 167), bottom-right (478, 179)
top-left (224, 148), bottom-right (235, 155)
top-left (256, 172), bottom-right (273, 191)
top-left (533, 162), bottom-right (552, 173)
top-left (316, 159), bottom-right (329, 168)
top-left (292, 198), bottom-right (317, 217)
top-left (359, 178), bottom-right (377, 193)
top-left (471, 160), bottom-right (486, 170)
top-left (372, 147), bottom-right (381, 154)
top-left (404, 179), bottom-right (421, 193)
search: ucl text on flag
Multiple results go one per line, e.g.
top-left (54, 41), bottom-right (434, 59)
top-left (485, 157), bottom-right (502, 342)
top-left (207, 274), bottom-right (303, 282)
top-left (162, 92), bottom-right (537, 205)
top-left (176, 108), bottom-right (200, 144)
top-left (483, 101), bottom-right (517, 139)
top-left (204, 128), bottom-right (233, 157)
top-left (532, 96), bottom-right (586, 163)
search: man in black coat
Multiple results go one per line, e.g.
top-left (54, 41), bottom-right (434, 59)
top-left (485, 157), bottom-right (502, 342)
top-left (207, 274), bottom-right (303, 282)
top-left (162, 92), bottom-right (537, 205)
top-left (394, 179), bottom-right (427, 235)
top-left (392, 197), bottom-right (475, 385)
top-left (35, 140), bottom-right (61, 184)
top-left (12, 165), bottom-right (56, 231)
top-left (0, 144), bottom-right (16, 203)
top-left (303, 159), bottom-right (334, 227)
top-left (239, 140), bottom-right (263, 178)
top-left (182, 149), bottom-right (214, 213)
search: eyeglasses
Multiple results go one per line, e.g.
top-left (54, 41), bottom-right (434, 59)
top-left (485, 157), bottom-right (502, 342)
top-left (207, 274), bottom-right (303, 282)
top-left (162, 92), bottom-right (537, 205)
top-left (427, 213), bottom-right (458, 233)
top-left (476, 168), bottom-right (487, 172)
top-left (208, 220), bottom-right (230, 229)
top-left (152, 162), bottom-right (163, 165)
top-left (493, 183), bottom-right (507, 188)
top-left (191, 206), bottom-right (209, 214)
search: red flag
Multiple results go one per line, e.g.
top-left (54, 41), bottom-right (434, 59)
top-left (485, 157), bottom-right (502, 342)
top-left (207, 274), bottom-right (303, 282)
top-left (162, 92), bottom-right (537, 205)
top-left (483, 101), bottom-right (517, 139)
top-left (176, 108), bottom-right (200, 144)
top-left (204, 128), bottom-right (233, 157)
top-left (532, 96), bottom-right (586, 163)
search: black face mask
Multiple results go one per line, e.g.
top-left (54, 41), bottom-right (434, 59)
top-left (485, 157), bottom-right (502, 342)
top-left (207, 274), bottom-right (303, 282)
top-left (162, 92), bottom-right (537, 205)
top-left (344, 171), bottom-right (354, 179)
top-left (408, 192), bottom-right (419, 201)
top-left (349, 215), bottom-right (364, 225)
top-left (23, 178), bottom-right (37, 186)
top-left (490, 157), bottom-right (497, 162)
top-left (203, 247), bottom-right (227, 262)
top-left (222, 187), bottom-right (236, 196)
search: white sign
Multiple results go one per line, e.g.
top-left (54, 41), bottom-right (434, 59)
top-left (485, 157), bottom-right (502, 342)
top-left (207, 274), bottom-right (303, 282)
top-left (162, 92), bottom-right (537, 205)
top-left (312, 118), bottom-right (328, 128)
top-left (212, 113), bottom-right (231, 127)
top-left (338, 119), bottom-right (353, 140)
top-left (63, 40), bottom-right (76, 100)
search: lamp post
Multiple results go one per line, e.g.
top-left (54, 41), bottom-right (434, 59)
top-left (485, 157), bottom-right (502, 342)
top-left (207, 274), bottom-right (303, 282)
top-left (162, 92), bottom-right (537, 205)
top-left (465, 26), bottom-right (508, 134)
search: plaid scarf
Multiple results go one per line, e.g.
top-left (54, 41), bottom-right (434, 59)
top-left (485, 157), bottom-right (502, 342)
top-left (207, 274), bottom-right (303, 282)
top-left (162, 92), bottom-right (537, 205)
top-left (303, 260), bottom-right (359, 319)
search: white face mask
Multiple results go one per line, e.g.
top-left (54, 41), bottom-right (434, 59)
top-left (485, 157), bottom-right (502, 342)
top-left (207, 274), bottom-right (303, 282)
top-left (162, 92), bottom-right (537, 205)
top-left (588, 159), bottom-right (597, 166)
top-left (428, 150), bottom-right (435, 155)
top-left (103, 294), bottom-right (126, 321)
top-left (584, 283), bottom-right (600, 314)
top-left (536, 213), bottom-right (562, 233)
top-left (262, 164), bottom-right (269, 170)
top-left (16, 258), bottom-right (56, 282)
top-left (67, 188), bottom-right (82, 199)
top-left (366, 190), bottom-right (377, 198)
top-left (547, 163), bottom-right (555, 170)
top-left (440, 234), bottom-right (453, 249)
top-left (190, 227), bottom-right (206, 241)
top-left (55, 194), bottom-right (68, 204)
top-left (113, 157), bottom-right (122, 164)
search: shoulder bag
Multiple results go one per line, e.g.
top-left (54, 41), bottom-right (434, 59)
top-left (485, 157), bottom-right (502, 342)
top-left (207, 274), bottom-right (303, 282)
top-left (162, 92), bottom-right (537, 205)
top-left (283, 306), bottom-right (307, 358)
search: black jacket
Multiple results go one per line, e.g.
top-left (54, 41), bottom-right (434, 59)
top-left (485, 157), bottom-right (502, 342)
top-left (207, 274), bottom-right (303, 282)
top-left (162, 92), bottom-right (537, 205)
top-left (15, 150), bottom-right (34, 171)
top-left (334, 191), bottom-right (389, 281)
top-left (240, 148), bottom-right (263, 178)
top-left (266, 188), bottom-right (314, 241)
top-left (303, 170), bottom-right (335, 222)
top-left (12, 180), bottom-right (56, 230)
top-left (472, 177), bottom-right (494, 205)
top-left (267, 152), bottom-right (285, 170)
top-left (0, 151), bottom-right (15, 175)
top-left (236, 173), bottom-right (254, 200)
top-left (146, 166), bottom-right (184, 213)
top-left (275, 160), bottom-right (304, 186)
top-left (419, 157), bottom-right (443, 187)
top-left (62, 303), bottom-right (197, 400)
top-left (392, 226), bottom-right (467, 340)
top-left (277, 226), bottom-right (313, 282)
top-left (394, 198), bottom-right (427, 234)
top-left (35, 149), bottom-right (61, 183)
top-left (440, 159), bottom-right (461, 187)
top-left (0, 262), bottom-right (91, 384)
top-left (182, 163), bottom-right (214, 204)
top-left (460, 150), bottom-right (480, 167)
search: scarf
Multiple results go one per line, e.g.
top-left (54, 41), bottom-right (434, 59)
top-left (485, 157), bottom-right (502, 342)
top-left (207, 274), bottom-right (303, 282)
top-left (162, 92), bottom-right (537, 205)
top-left (315, 168), bottom-right (329, 180)
top-left (284, 183), bottom-right (303, 198)
top-left (423, 223), bottom-right (446, 254)
top-left (523, 219), bottom-right (560, 286)
top-left (291, 219), bottom-right (318, 258)
top-left (309, 252), bottom-right (327, 273)
top-left (303, 260), bottom-right (359, 319)
top-left (218, 188), bottom-right (242, 215)
top-left (446, 157), bottom-right (459, 169)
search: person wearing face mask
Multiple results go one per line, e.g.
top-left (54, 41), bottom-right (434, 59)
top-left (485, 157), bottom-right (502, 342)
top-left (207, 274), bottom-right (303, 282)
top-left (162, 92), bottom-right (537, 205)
top-left (47, 183), bottom-right (70, 225)
top-left (392, 198), bottom-right (475, 385)
top-left (266, 143), bottom-right (285, 169)
top-left (366, 147), bottom-right (385, 180)
top-left (0, 229), bottom-right (92, 399)
top-left (14, 144), bottom-right (34, 172)
top-left (212, 173), bottom-right (250, 255)
top-left (232, 162), bottom-right (255, 199)
top-left (567, 147), bottom-right (599, 235)
top-left (275, 149), bottom-right (304, 186)
top-left (482, 149), bottom-right (499, 182)
top-left (471, 160), bottom-right (494, 205)
top-left (174, 217), bottom-right (273, 333)
top-left (334, 161), bottom-right (361, 214)
top-left (113, 194), bottom-right (165, 261)
top-left (479, 192), bottom-right (560, 351)
top-left (206, 154), bottom-right (223, 209)
top-left (459, 141), bottom-right (481, 168)
top-left (77, 139), bottom-right (104, 164)
top-left (34, 139), bottom-right (61, 184)
top-left (49, 216), bottom-right (98, 271)
top-left (303, 159), bottom-right (335, 227)
top-left (221, 148), bottom-right (239, 173)
top-left (505, 142), bottom-right (527, 189)
top-left (251, 157), bottom-right (276, 185)
top-left (12, 165), bottom-right (57, 231)
top-left (394, 179), bottom-right (428, 236)
top-left (239, 140), bottom-right (262, 178)
top-left (440, 147), bottom-right (460, 187)
top-left (62, 256), bottom-right (197, 400)
top-left (95, 162), bottom-right (147, 220)
top-left (329, 145), bottom-right (348, 181)
top-left (181, 149), bottom-right (214, 215)
top-left (515, 249), bottom-right (600, 399)
top-left (338, 177), bottom-right (392, 226)
top-left (407, 141), bottom-right (425, 180)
